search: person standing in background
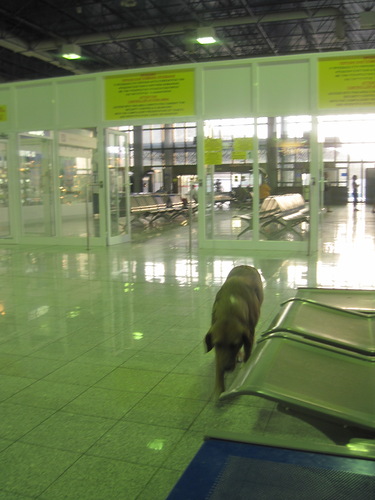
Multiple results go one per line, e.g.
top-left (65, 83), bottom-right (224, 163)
top-left (259, 180), bottom-right (271, 201)
top-left (324, 172), bottom-right (332, 212)
top-left (352, 175), bottom-right (359, 211)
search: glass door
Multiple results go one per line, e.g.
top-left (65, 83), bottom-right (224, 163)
top-left (19, 132), bottom-right (55, 236)
top-left (318, 114), bottom-right (375, 207)
top-left (18, 129), bottom-right (102, 244)
top-left (257, 116), bottom-right (312, 242)
top-left (201, 117), bottom-right (313, 252)
top-left (58, 129), bottom-right (100, 241)
top-left (106, 129), bottom-right (132, 244)
top-left (0, 140), bottom-right (9, 238)
top-left (204, 119), bottom-right (255, 241)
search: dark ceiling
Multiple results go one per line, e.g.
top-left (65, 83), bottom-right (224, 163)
top-left (0, 0), bottom-right (374, 83)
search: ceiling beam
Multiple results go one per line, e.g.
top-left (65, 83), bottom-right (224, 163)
top-left (0, 7), bottom-right (342, 78)
top-left (29, 8), bottom-right (341, 50)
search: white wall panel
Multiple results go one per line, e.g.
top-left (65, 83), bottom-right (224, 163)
top-left (56, 78), bottom-right (98, 127)
top-left (257, 60), bottom-right (311, 116)
top-left (15, 83), bottom-right (55, 130)
top-left (203, 65), bottom-right (252, 118)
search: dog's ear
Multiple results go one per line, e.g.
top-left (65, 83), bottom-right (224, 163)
top-left (204, 331), bottom-right (214, 352)
top-left (242, 331), bottom-right (253, 362)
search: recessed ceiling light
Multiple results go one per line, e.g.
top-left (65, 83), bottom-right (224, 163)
top-left (61, 44), bottom-right (82, 60)
top-left (196, 27), bottom-right (217, 44)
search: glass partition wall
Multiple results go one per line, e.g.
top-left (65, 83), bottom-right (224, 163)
top-left (7, 115), bottom-right (374, 248)
top-left (18, 129), bottom-right (102, 243)
top-left (106, 123), bottom-right (197, 242)
top-left (0, 139), bottom-right (9, 238)
top-left (204, 118), bottom-right (256, 241)
top-left (203, 117), bottom-right (312, 245)
top-left (58, 129), bottom-right (98, 238)
top-left (258, 116), bottom-right (311, 242)
top-left (318, 114), bottom-right (375, 207)
top-left (106, 128), bottom-right (133, 243)
top-left (19, 132), bottom-right (55, 236)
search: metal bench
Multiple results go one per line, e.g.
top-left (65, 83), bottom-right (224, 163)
top-left (293, 287), bottom-right (375, 314)
top-left (237, 193), bottom-right (309, 240)
top-left (127, 193), bottom-right (195, 228)
top-left (122, 194), bottom-right (169, 228)
top-left (262, 299), bottom-right (375, 356)
top-left (220, 334), bottom-right (375, 432)
top-left (220, 288), bottom-right (375, 433)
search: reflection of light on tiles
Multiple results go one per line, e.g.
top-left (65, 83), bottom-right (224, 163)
top-left (132, 332), bottom-right (144, 340)
top-left (145, 262), bottom-right (165, 283)
top-left (28, 305), bottom-right (50, 320)
top-left (147, 439), bottom-right (165, 451)
top-left (124, 282), bottom-right (135, 293)
top-left (287, 265), bottom-right (309, 287)
top-left (232, 217), bottom-right (242, 228)
top-left (66, 306), bottom-right (81, 319)
top-left (318, 208), bottom-right (375, 289)
top-left (61, 253), bottom-right (90, 278)
top-left (213, 261), bottom-right (237, 281)
top-left (175, 259), bottom-right (199, 285)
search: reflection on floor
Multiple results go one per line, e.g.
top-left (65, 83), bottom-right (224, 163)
top-left (0, 204), bottom-right (374, 499)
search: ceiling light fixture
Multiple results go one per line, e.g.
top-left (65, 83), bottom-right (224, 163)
top-left (61, 44), bottom-right (82, 60)
top-left (196, 27), bottom-right (217, 44)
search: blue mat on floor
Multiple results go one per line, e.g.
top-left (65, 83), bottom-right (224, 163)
top-left (167, 438), bottom-right (375, 500)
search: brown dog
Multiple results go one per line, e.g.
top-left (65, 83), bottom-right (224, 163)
top-left (205, 265), bottom-right (263, 394)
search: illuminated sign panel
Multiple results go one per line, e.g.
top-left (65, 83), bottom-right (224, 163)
top-left (105, 70), bottom-right (195, 120)
top-left (318, 55), bottom-right (375, 109)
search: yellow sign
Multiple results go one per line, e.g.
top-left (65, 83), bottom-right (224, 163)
top-left (204, 138), bottom-right (222, 151)
top-left (205, 151), bottom-right (223, 164)
top-left (232, 152), bottom-right (246, 160)
top-left (204, 138), bottom-right (222, 165)
top-left (232, 137), bottom-right (253, 160)
top-left (105, 70), bottom-right (195, 119)
top-left (233, 137), bottom-right (253, 152)
top-left (318, 55), bottom-right (375, 108)
top-left (0, 105), bottom-right (7, 122)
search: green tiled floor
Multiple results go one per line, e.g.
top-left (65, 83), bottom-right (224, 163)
top-left (0, 205), bottom-right (375, 499)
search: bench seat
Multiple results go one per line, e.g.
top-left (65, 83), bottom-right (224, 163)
top-left (237, 193), bottom-right (309, 240)
top-left (220, 334), bottom-right (375, 432)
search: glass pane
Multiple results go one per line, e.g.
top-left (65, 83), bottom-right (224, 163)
top-left (173, 127), bottom-right (185, 143)
top-left (0, 140), bottom-right (9, 237)
top-left (204, 119), bottom-right (255, 240)
top-left (59, 129), bottom-right (99, 238)
top-left (258, 116), bottom-right (311, 242)
top-left (19, 131), bottom-right (55, 236)
top-left (319, 114), bottom-right (375, 206)
top-left (107, 130), bottom-right (131, 237)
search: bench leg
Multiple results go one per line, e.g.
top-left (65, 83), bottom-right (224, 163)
top-left (265, 219), bottom-right (308, 240)
top-left (237, 224), bottom-right (252, 239)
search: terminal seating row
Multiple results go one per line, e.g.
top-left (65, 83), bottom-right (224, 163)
top-left (237, 193), bottom-right (309, 240)
top-left (213, 192), bottom-right (235, 208)
top-left (125, 193), bottom-right (197, 227)
top-left (220, 287), bottom-right (375, 433)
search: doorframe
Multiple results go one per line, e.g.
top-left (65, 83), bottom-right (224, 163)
top-left (105, 129), bottom-right (131, 246)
